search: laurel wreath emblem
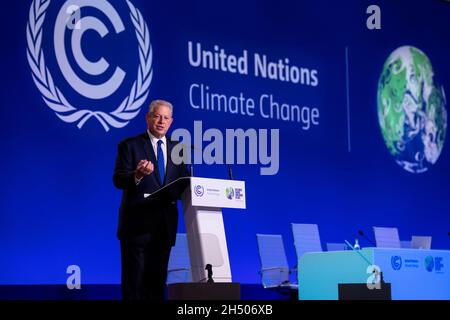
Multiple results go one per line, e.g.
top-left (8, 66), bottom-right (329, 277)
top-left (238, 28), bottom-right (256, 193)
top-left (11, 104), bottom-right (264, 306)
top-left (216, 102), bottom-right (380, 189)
top-left (26, 0), bottom-right (153, 131)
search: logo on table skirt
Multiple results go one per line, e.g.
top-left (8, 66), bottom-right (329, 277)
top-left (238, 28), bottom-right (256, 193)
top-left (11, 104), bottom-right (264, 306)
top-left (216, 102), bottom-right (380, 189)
top-left (26, 0), bottom-right (153, 131)
top-left (194, 185), bottom-right (204, 197)
top-left (425, 256), bottom-right (444, 272)
top-left (391, 255), bottom-right (402, 270)
top-left (424, 256), bottom-right (434, 272)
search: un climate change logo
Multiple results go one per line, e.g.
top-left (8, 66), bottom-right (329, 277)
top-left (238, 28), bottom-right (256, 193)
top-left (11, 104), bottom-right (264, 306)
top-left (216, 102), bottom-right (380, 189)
top-left (26, 0), bottom-right (153, 131)
top-left (391, 255), bottom-right (402, 270)
top-left (194, 185), bottom-right (204, 197)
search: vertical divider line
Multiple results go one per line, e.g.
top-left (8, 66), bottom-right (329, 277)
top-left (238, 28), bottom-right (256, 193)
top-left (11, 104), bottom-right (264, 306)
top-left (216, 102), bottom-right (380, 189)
top-left (345, 46), bottom-right (351, 153)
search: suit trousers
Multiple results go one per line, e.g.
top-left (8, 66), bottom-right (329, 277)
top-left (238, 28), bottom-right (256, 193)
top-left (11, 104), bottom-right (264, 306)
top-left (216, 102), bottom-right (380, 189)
top-left (120, 232), bottom-right (172, 301)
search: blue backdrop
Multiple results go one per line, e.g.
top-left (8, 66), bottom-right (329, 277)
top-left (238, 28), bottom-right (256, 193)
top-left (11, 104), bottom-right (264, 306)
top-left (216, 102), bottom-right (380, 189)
top-left (1, 0), bottom-right (449, 285)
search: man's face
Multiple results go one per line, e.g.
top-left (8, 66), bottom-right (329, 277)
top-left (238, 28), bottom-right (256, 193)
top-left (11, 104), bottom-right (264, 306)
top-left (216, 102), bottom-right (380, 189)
top-left (146, 104), bottom-right (173, 138)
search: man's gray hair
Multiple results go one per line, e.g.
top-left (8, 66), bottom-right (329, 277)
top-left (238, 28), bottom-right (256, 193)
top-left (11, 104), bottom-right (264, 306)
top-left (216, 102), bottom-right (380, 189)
top-left (147, 99), bottom-right (173, 115)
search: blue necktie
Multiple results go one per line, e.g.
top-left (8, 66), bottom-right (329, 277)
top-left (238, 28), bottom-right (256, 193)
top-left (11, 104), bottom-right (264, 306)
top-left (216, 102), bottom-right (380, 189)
top-left (157, 139), bottom-right (165, 184)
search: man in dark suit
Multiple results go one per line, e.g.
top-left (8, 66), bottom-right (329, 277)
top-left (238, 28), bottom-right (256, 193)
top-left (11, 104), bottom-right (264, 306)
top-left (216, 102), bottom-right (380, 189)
top-left (113, 99), bottom-right (189, 300)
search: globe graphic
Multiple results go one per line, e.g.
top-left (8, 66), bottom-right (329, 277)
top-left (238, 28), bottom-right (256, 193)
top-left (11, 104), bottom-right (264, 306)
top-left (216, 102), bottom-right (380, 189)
top-left (377, 46), bottom-right (447, 173)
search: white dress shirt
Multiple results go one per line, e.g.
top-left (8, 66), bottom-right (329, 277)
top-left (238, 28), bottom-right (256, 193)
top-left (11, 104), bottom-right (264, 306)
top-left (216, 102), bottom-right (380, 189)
top-left (135, 131), bottom-right (168, 185)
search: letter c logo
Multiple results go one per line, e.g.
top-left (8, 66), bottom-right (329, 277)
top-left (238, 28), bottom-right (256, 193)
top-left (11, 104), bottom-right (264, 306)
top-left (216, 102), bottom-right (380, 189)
top-left (54, 0), bottom-right (126, 99)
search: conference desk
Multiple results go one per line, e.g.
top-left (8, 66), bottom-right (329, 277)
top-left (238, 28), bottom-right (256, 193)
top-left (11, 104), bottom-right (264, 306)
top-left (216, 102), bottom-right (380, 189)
top-left (298, 248), bottom-right (450, 300)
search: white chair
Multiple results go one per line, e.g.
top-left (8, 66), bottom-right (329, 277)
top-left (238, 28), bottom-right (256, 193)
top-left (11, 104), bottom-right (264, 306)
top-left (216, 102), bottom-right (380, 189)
top-left (373, 226), bottom-right (401, 248)
top-left (256, 234), bottom-right (297, 290)
top-left (411, 236), bottom-right (432, 249)
top-left (400, 240), bottom-right (411, 248)
top-left (167, 233), bottom-right (192, 284)
top-left (291, 223), bottom-right (323, 260)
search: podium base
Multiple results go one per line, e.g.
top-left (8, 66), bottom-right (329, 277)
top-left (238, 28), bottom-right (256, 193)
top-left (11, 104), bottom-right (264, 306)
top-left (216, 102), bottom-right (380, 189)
top-left (167, 283), bottom-right (240, 300)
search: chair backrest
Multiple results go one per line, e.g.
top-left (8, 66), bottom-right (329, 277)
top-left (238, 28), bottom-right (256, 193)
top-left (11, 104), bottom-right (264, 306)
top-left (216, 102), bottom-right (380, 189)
top-left (291, 223), bottom-right (323, 259)
top-left (400, 240), bottom-right (411, 248)
top-left (256, 234), bottom-right (290, 288)
top-left (411, 236), bottom-right (432, 249)
top-left (326, 242), bottom-right (348, 251)
top-left (167, 233), bottom-right (192, 284)
top-left (373, 226), bottom-right (401, 248)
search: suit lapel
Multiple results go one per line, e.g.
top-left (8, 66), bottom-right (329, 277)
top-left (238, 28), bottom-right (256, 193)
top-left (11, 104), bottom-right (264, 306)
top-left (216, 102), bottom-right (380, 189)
top-left (141, 133), bottom-right (156, 163)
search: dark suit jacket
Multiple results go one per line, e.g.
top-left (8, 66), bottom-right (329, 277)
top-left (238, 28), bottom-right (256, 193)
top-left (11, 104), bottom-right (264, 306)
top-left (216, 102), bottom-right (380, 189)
top-left (113, 132), bottom-right (188, 245)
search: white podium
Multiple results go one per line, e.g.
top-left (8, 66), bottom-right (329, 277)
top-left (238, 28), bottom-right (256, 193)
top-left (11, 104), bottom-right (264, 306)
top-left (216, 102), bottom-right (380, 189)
top-left (149, 176), bottom-right (246, 283)
top-left (182, 177), bottom-right (246, 283)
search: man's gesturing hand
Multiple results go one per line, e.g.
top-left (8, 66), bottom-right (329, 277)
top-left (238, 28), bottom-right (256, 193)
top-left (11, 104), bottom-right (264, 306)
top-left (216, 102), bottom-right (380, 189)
top-left (135, 160), bottom-right (154, 181)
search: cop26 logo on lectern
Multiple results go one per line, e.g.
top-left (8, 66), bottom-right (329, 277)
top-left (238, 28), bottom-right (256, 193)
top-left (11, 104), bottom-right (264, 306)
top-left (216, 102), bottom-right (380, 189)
top-left (225, 187), bottom-right (235, 200)
top-left (26, 0), bottom-right (153, 131)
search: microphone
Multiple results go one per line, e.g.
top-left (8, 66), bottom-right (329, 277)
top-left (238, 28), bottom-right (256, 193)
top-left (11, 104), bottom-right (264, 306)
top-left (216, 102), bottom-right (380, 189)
top-left (344, 240), bottom-right (372, 266)
top-left (358, 229), bottom-right (377, 247)
top-left (228, 165), bottom-right (233, 180)
top-left (345, 239), bottom-right (385, 287)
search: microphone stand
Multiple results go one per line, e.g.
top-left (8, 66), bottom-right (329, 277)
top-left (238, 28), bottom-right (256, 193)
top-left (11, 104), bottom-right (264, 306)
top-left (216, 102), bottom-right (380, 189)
top-left (228, 165), bottom-right (233, 180)
top-left (358, 230), bottom-right (377, 247)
